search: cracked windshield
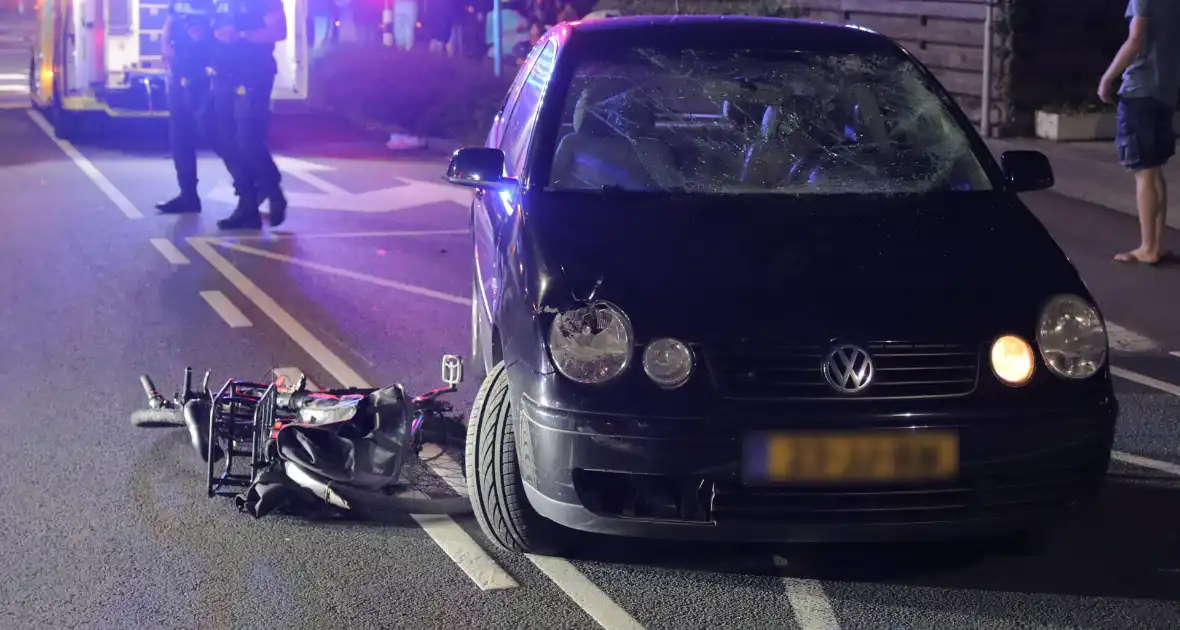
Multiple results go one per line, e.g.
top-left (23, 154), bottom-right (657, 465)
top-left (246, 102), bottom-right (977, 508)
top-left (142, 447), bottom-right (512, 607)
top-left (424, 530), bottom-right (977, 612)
top-left (1, 0), bottom-right (1178, 628)
top-left (552, 49), bottom-right (993, 194)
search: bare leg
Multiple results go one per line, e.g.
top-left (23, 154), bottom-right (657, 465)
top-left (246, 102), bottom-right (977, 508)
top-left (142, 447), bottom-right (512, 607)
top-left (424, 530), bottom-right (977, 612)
top-left (1156, 172), bottom-right (1170, 256)
top-left (1115, 167), bottom-right (1165, 263)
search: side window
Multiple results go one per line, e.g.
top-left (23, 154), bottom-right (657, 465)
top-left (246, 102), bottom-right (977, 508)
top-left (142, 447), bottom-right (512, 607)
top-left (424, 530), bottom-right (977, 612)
top-left (490, 42), bottom-right (547, 146)
top-left (500, 42), bottom-right (557, 176)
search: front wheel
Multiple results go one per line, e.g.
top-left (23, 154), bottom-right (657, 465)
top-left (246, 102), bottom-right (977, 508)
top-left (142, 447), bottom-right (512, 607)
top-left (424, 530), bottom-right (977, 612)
top-left (51, 100), bottom-right (81, 141)
top-left (465, 360), bottom-right (575, 556)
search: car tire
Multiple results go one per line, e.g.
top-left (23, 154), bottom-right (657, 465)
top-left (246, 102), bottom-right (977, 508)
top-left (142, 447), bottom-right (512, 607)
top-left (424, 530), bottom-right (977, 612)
top-left (51, 99), bottom-right (80, 141)
top-left (465, 360), bottom-right (575, 556)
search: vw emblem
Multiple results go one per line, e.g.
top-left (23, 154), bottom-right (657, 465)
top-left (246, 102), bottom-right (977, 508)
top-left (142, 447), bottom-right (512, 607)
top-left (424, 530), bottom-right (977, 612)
top-left (822, 344), bottom-right (874, 394)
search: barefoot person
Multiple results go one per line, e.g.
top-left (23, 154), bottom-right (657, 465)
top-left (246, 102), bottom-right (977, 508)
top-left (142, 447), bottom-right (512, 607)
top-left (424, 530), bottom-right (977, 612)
top-left (1099, 0), bottom-right (1180, 264)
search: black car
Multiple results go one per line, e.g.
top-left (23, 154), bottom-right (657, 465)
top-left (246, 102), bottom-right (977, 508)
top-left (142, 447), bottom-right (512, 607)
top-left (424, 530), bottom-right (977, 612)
top-left (447, 15), bottom-right (1117, 557)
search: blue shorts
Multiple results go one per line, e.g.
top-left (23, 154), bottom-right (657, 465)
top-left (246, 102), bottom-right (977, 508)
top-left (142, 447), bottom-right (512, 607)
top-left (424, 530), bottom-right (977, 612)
top-left (1116, 96), bottom-right (1176, 171)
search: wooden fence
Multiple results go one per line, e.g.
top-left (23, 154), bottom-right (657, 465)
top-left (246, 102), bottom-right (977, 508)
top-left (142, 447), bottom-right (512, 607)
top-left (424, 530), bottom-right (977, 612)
top-left (790, 0), bottom-right (995, 128)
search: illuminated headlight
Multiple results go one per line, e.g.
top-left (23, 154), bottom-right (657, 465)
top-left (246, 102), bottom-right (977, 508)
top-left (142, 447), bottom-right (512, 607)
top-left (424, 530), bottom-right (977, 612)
top-left (548, 301), bottom-right (633, 384)
top-left (1036, 294), bottom-right (1108, 379)
top-left (990, 334), bottom-right (1035, 386)
top-left (643, 338), bottom-right (694, 388)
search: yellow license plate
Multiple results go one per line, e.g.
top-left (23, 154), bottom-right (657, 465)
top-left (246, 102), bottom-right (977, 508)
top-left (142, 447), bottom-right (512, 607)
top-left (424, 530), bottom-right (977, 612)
top-left (743, 431), bottom-right (959, 484)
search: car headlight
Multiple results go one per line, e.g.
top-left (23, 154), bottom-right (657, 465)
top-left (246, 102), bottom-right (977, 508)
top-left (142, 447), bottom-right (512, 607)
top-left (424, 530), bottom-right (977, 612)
top-left (1036, 294), bottom-right (1108, 380)
top-left (643, 338), bottom-right (694, 388)
top-left (548, 301), bottom-right (633, 384)
top-left (990, 334), bottom-right (1035, 386)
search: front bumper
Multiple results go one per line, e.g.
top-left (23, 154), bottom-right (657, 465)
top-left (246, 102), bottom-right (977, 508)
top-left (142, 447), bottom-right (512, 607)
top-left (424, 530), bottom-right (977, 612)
top-left (517, 394), bottom-right (1118, 543)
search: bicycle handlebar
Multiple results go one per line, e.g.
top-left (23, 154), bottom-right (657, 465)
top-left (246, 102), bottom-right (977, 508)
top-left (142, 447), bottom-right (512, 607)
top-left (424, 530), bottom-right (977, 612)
top-left (140, 374), bottom-right (169, 410)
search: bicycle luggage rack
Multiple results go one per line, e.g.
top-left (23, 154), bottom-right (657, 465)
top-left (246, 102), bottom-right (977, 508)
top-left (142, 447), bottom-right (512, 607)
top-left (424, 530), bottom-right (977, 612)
top-left (206, 378), bottom-right (276, 498)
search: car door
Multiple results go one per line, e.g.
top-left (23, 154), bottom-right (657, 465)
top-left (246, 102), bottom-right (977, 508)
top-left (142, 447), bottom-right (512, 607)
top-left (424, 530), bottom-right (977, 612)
top-left (473, 39), bottom-right (558, 355)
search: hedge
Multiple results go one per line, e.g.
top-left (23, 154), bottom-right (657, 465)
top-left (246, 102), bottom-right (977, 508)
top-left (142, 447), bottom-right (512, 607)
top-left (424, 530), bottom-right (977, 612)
top-left (591, 0), bottom-right (802, 17)
top-left (309, 44), bottom-right (515, 145)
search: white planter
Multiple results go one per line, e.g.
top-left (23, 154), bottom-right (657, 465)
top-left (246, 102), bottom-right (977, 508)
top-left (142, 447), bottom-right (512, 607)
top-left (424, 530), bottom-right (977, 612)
top-left (1035, 109), bottom-right (1180, 141)
top-left (1035, 111), bottom-right (1116, 142)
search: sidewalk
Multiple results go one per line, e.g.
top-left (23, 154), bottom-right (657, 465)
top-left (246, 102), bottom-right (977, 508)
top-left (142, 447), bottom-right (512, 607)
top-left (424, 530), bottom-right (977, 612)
top-left (986, 137), bottom-right (1180, 230)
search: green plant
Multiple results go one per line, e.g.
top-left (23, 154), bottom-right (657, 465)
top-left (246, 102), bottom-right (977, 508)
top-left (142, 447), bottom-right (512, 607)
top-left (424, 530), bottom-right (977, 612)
top-left (1037, 101), bottom-right (1115, 115)
top-left (309, 44), bottom-right (514, 143)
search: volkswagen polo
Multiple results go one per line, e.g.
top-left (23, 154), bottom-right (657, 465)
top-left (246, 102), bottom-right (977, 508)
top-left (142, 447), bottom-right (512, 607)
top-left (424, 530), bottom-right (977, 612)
top-left (448, 15), bottom-right (1118, 557)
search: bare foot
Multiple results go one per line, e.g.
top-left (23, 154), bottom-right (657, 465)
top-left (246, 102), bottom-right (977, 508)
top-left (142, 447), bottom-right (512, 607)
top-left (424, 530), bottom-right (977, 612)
top-left (1113, 248), bottom-right (1162, 264)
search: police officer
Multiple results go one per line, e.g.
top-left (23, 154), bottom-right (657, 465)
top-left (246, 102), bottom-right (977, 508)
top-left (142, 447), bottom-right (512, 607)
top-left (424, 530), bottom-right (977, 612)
top-left (156, 0), bottom-right (221, 214)
top-left (208, 0), bottom-right (289, 230)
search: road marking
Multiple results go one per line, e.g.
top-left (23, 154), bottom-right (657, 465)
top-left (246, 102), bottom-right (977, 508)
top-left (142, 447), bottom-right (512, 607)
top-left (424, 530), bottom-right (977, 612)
top-left (188, 243), bottom-right (643, 619)
top-left (224, 229), bottom-right (470, 241)
top-left (212, 239), bottom-right (471, 306)
top-left (1111, 451), bottom-right (1180, 476)
top-left (189, 239), bottom-right (371, 386)
top-left (208, 156), bottom-right (472, 213)
top-left (526, 556), bottom-right (647, 630)
top-left (26, 109), bottom-right (145, 219)
top-left (269, 370), bottom-right (518, 591)
top-left (1111, 365), bottom-right (1180, 397)
top-left (1106, 320), bottom-right (1161, 353)
top-left (187, 239), bottom-right (520, 591)
top-left (150, 238), bottom-right (191, 265)
top-left (419, 444), bottom-right (467, 497)
top-left (199, 290), bottom-right (252, 328)
top-left (272, 156), bottom-right (352, 196)
top-left (771, 558), bottom-right (842, 630)
top-left (1106, 365), bottom-right (1180, 477)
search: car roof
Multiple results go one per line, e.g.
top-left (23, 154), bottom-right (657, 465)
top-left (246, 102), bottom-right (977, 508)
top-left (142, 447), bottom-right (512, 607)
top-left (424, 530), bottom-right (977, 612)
top-left (564, 14), bottom-right (887, 45)
top-left (554, 15), bottom-right (902, 57)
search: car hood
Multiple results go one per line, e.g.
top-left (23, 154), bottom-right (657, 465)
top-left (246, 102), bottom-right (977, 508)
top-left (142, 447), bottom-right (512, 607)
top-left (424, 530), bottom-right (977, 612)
top-left (521, 191), bottom-right (1087, 344)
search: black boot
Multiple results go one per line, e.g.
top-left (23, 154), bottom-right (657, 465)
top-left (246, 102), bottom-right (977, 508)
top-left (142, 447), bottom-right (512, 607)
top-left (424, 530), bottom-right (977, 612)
top-left (156, 192), bottom-right (202, 214)
top-left (266, 188), bottom-right (288, 227)
top-left (217, 202), bottom-right (263, 230)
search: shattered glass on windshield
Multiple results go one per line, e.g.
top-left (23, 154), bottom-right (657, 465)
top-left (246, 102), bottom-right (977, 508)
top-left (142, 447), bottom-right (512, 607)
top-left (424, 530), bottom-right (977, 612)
top-left (547, 49), bottom-right (993, 194)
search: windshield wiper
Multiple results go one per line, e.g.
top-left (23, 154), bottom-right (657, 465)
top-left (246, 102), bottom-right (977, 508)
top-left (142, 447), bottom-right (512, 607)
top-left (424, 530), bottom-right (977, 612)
top-left (598, 184), bottom-right (689, 194)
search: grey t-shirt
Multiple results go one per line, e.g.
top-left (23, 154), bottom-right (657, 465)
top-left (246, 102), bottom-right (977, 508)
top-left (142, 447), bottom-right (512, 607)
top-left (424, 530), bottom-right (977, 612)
top-left (1119, 0), bottom-right (1180, 107)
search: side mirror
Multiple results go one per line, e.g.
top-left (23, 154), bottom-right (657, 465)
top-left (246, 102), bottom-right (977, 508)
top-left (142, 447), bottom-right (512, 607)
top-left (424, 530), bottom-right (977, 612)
top-left (446, 147), bottom-right (517, 190)
top-left (1000, 150), bottom-right (1054, 193)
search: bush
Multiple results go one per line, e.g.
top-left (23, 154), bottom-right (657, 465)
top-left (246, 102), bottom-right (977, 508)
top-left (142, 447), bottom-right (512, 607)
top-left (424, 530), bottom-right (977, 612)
top-left (310, 44), bottom-right (515, 144)
top-left (591, 0), bottom-right (803, 18)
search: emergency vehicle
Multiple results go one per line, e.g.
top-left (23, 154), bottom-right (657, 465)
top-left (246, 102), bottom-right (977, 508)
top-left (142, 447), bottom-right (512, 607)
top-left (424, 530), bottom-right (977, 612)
top-left (28, 0), bottom-right (309, 138)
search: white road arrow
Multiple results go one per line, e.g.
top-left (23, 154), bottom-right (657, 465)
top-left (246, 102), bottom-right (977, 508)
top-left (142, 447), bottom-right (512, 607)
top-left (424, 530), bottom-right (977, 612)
top-left (207, 156), bottom-right (473, 212)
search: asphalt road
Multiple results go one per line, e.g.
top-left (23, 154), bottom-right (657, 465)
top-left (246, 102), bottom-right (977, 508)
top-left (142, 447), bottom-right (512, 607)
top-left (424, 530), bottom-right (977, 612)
top-left (2, 96), bottom-right (1180, 629)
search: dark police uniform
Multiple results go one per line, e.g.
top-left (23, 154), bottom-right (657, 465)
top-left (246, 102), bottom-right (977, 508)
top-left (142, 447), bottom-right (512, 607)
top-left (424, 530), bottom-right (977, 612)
top-left (157, 0), bottom-right (221, 214)
top-left (209, 0), bottom-right (287, 229)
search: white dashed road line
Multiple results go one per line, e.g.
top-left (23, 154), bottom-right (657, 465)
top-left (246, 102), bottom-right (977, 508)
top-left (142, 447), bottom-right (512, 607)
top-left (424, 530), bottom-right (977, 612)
top-left (772, 557), bottom-right (843, 630)
top-left (26, 109), bottom-right (145, 219)
top-left (1106, 320), bottom-right (1161, 353)
top-left (150, 238), bottom-right (191, 265)
top-left (1110, 451), bottom-right (1180, 477)
top-left (214, 239), bottom-right (472, 306)
top-left (1110, 365), bottom-right (1180, 397)
top-left (199, 290), bottom-right (252, 328)
top-left (229, 229), bottom-right (470, 241)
